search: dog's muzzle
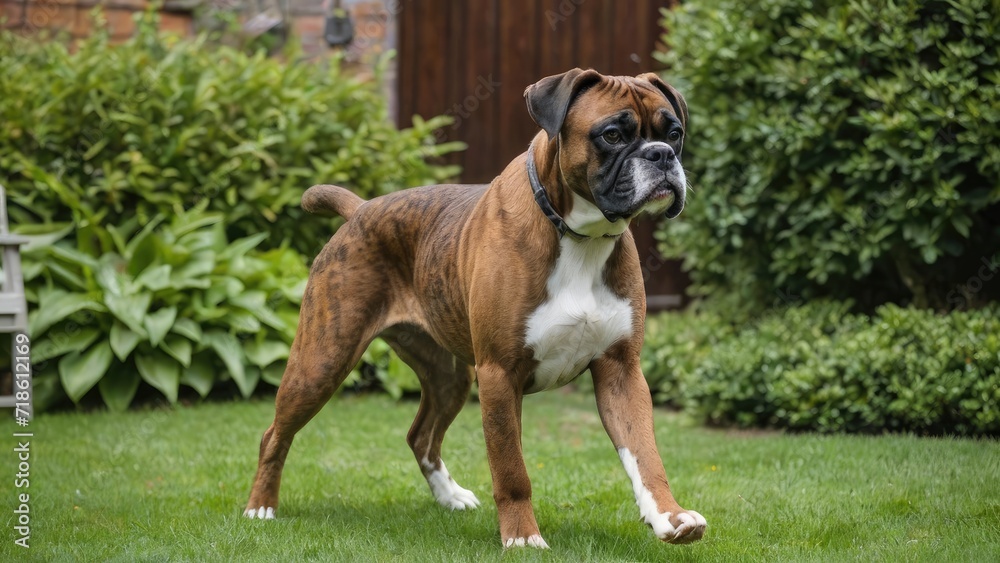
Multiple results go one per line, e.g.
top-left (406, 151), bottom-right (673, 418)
top-left (594, 143), bottom-right (686, 222)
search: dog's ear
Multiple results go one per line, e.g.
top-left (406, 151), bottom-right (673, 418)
top-left (638, 73), bottom-right (688, 131)
top-left (524, 68), bottom-right (604, 141)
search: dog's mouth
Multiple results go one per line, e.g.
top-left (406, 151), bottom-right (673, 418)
top-left (647, 183), bottom-right (677, 205)
top-left (599, 177), bottom-right (685, 222)
top-left (651, 182), bottom-right (685, 219)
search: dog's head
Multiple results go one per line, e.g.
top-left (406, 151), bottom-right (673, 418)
top-left (524, 69), bottom-right (688, 224)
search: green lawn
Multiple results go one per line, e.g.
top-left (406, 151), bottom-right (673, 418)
top-left (5, 391), bottom-right (999, 561)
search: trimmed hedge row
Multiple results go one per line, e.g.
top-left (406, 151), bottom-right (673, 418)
top-left (643, 303), bottom-right (1000, 436)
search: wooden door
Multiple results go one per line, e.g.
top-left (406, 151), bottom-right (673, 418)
top-left (398, 0), bottom-right (688, 309)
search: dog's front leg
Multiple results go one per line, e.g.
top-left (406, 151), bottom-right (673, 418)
top-left (591, 353), bottom-right (707, 544)
top-left (476, 363), bottom-right (549, 549)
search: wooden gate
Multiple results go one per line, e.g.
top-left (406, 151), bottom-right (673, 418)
top-left (397, 0), bottom-right (688, 309)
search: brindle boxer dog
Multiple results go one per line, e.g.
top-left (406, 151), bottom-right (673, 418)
top-left (245, 68), bottom-right (707, 548)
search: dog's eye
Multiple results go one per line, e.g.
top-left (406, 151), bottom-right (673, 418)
top-left (602, 130), bottom-right (622, 144)
top-left (668, 130), bottom-right (682, 142)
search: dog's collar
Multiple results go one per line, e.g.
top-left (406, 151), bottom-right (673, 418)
top-left (526, 142), bottom-right (589, 241)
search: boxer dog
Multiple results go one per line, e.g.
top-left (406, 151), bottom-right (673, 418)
top-left (245, 68), bottom-right (707, 548)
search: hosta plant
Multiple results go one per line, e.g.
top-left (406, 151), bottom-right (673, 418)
top-left (24, 205), bottom-right (306, 410)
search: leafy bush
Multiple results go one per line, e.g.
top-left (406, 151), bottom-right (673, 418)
top-left (644, 303), bottom-right (1000, 435)
top-left (1, 15), bottom-right (449, 409)
top-left (21, 206), bottom-right (419, 411)
top-left (23, 206), bottom-right (306, 411)
top-left (0, 14), bottom-right (462, 259)
top-left (640, 309), bottom-right (734, 407)
top-left (656, 0), bottom-right (1000, 314)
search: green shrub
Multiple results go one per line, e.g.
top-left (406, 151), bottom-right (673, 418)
top-left (0, 14), bottom-right (462, 259)
top-left (644, 303), bottom-right (1000, 435)
top-left (21, 205), bottom-right (305, 411)
top-left (22, 198), bottom-right (420, 412)
top-left (640, 308), bottom-right (734, 407)
top-left (1, 15), bottom-right (447, 409)
top-left (656, 0), bottom-right (1000, 314)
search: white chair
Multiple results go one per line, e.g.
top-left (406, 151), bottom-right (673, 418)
top-left (0, 184), bottom-right (30, 413)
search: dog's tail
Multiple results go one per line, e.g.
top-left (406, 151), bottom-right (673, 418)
top-left (301, 184), bottom-right (366, 220)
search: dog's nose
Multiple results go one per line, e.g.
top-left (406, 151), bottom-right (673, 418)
top-left (641, 144), bottom-right (676, 166)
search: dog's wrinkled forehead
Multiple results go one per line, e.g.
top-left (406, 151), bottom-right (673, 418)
top-left (573, 76), bottom-right (687, 132)
top-left (524, 69), bottom-right (688, 140)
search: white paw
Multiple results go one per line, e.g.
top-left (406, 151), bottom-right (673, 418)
top-left (434, 482), bottom-right (481, 510)
top-left (651, 509), bottom-right (707, 543)
top-left (244, 506), bottom-right (275, 519)
top-left (503, 534), bottom-right (549, 549)
top-left (424, 460), bottom-right (481, 510)
top-left (672, 510), bottom-right (707, 538)
top-left (618, 448), bottom-right (707, 543)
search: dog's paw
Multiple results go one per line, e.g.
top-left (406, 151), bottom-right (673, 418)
top-left (503, 534), bottom-right (549, 549)
top-left (436, 484), bottom-right (481, 510)
top-left (244, 506), bottom-right (276, 519)
top-left (425, 462), bottom-right (481, 510)
top-left (427, 471), bottom-right (481, 510)
top-left (650, 509), bottom-right (707, 544)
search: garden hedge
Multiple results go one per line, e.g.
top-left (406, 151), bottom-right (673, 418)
top-left (1, 15), bottom-right (461, 259)
top-left (1, 15), bottom-right (442, 410)
top-left (656, 0), bottom-right (1000, 314)
top-left (643, 302), bottom-right (1000, 436)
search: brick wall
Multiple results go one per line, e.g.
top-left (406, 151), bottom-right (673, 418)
top-left (0, 0), bottom-right (394, 48)
top-left (0, 0), bottom-right (397, 110)
top-left (289, 0), bottom-right (396, 63)
top-left (0, 0), bottom-right (192, 40)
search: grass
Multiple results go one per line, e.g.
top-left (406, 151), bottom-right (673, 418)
top-left (4, 390), bottom-right (999, 562)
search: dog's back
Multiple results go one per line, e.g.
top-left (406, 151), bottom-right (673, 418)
top-left (305, 183), bottom-right (488, 363)
top-left (302, 183), bottom-right (487, 224)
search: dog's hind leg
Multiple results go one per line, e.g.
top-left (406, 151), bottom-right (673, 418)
top-left (245, 263), bottom-right (388, 519)
top-left (382, 325), bottom-right (480, 510)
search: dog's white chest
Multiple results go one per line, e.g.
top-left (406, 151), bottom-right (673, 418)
top-left (524, 237), bottom-right (633, 393)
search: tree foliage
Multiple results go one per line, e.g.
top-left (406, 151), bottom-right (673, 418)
top-left (657, 0), bottom-right (1000, 313)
